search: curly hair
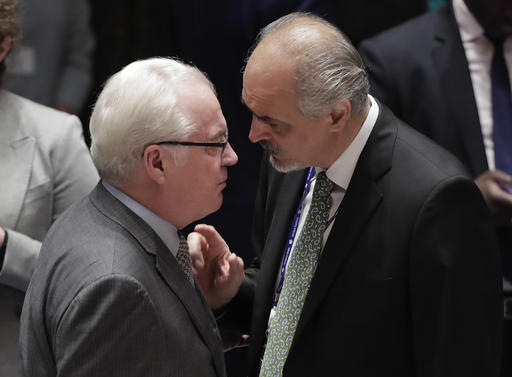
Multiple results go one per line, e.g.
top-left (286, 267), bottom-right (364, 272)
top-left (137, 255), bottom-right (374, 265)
top-left (0, 0), bottom-right (18, 76)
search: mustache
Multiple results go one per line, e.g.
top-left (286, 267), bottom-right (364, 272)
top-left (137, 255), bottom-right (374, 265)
top-left (259, 141), bottom-right (281, 154)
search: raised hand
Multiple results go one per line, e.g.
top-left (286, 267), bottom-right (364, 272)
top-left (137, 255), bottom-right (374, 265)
top-left (187, 224), bottom-right (244, 309)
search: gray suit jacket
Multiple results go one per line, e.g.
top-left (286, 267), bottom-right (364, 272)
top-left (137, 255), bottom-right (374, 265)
top-left (20, 183), bottom-right (227, 377)
top-left (0, 90), bottom-right (98, 377)
top-left (3, 0), bottom-right (93, 112)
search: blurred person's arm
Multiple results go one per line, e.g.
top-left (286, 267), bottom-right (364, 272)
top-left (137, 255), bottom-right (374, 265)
top-left (475, 170), bottom-right (512, 225)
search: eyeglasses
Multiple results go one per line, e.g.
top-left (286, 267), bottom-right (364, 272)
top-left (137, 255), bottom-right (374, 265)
top-left (148, 135), bottom-right (229, 157)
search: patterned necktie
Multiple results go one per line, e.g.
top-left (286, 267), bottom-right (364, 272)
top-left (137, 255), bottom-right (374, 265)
top-left (259, 172), bottom-right (334, 377)
top-left (176, 232), bottom-right (194, 286)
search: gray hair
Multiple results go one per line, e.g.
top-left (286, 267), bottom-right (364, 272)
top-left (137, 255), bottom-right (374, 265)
top-left (253, 12), bottom-right (369, 119)
top-left (90, 57), bottom-right (215, 186)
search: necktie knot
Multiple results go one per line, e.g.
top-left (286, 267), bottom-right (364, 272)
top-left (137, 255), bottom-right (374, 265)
top-left (314, 172), bottom-right (334, 198)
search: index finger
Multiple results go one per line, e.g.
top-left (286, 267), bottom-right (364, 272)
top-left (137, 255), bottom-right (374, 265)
top-left (194, 224), bottom-right (230, 259)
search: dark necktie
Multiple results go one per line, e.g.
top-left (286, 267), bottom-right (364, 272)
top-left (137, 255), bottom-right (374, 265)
top-left (488, 36), bottom-right (512, 285)
top-left (489, 37), bottom-right (512, 180)
top-left (177, 232), bottom-right (194, 286)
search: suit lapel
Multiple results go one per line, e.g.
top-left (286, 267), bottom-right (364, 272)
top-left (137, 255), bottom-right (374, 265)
top-left (155, 251), bottom-right (225, 376)
top-left (251, 113), bottom-right (394, 366)
top-left (0, 93), bottom-right (35, 228)
top-left (291, 104), bottom-right (396, 350)
top-left (90, 184), bottom-right (225, 376)
top-left (430, 5), bottom-right (487, 176)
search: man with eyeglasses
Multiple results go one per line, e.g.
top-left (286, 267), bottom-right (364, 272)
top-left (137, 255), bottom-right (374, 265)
top-left (19, 57), bottom-right (243, 377)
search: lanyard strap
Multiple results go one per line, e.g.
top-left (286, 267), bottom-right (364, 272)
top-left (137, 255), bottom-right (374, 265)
top-left (272, 167), bottom-right (315, 307)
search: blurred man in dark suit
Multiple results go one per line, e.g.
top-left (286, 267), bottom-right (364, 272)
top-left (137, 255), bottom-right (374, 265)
top-left (359, 1), bottom-right (512, 374)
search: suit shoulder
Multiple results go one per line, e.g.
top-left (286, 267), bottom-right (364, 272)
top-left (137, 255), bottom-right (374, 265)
top-left (1, 90), bottom-right (83, 138)
top-left (41, 196), bottom-right (130, 274)
top-left (33, 197), bottom-right (154, 304)
top-left (395, 122), bottom-right (469, 180)
top-left (360, 7), bottom-right (448, 55)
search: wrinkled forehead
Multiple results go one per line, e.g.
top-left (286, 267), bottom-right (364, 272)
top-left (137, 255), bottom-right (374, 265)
top-left (243, 47), bottom-right (296, 101)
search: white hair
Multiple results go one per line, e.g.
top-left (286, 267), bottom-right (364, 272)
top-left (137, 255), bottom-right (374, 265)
top-left (253, 12), bottom-right (369, 119)
top-left (90, 57), bottom-right (215, 186)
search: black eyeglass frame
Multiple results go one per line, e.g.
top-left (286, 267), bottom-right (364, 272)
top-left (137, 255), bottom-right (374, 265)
top-left (156, 139), bottom-right (227, 152)
top-left (141, 133), bottom-right (229, 157)
top-left (143, 135), bottom-right (228, 156)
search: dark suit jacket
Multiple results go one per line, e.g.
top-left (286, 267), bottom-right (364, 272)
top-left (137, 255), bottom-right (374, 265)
top-left (19, 183), bottom-right (226, 377)
top-left (225, 103), bottom-right (502, 377)
top-left (333, 0), bottom-right (427, 46)
top-left (359, 4), bottom-right (512, 302)
top-left (358, 4), bottom-right (487, 178)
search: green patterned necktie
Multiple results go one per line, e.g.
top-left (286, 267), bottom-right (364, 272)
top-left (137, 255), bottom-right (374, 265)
top-left (259, 171), bottom-right (334, 377)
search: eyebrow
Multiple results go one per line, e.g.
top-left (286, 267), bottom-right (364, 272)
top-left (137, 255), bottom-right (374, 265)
top-left (255, 114), bottom-right (283, 124)
top-left (211, 129), bottom-right (228, 140)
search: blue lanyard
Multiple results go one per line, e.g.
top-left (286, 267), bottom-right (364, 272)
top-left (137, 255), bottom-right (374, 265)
top-left (272, 167), bottom-right (316, 307)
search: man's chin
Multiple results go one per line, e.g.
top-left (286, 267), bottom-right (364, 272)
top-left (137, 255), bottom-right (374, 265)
top-left (269, 155), bottom-right (307, 173)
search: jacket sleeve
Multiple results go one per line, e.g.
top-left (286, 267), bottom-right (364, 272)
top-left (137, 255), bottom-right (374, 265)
top-left (410, 176), bottom-right (502, 377)
top-left (52, 275), bottom-right (168, 377)
top-left (50, 114), bottom-right (99, 219)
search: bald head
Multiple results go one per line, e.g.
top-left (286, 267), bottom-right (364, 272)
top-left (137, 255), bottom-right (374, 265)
top-left (247, 13), bottom-right (369, 119)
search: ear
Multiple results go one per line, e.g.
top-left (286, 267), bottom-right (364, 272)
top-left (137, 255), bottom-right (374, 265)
top-left (0, 37), bottom-right (12, 63)
top-left (329, 99), bottom-right (351, 132)
top-left (142, 145), bottom-right (169, 185)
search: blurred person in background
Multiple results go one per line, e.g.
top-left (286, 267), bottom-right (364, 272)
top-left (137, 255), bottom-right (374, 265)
top-left (359, 0), bottom-right (512, 373)
top-left (0, 1), bottom-right (98, 376)
top-left (3, 0), bottom-right (93, 114)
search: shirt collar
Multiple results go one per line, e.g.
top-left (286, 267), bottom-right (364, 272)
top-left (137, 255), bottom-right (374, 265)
top-left (453, 0), bottom-right (485, 43)
top-left (102, 180), bottom-right (180, 257)
top-left (319, 95), bottom-right (378, 190)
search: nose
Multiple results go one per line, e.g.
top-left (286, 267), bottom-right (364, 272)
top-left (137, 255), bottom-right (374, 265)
top-left (248, 116), bottom-right (271, 143)
top-left (221, 142), bottom-right (238, 166)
